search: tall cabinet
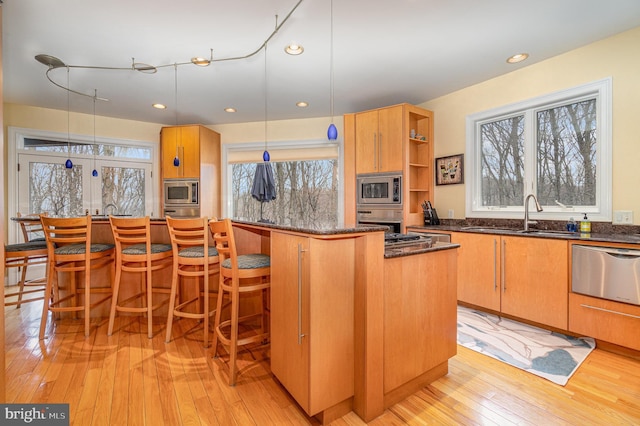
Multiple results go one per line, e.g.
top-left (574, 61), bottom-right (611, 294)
top-left (345, 103), bottom-right (434, 230)
top-left (270, 231), bottom-right (355, 418)
top-left (160, 125), bottom-right (221, 218)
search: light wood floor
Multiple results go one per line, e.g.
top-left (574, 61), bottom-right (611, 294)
top-left (4, 294), bottom-right (640, 425)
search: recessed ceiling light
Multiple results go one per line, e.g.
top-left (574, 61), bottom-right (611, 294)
top-left (296, 101), bottom-right (308, 108)
top-left (285, 43), bottom-right (304, 55)
top-left (224, 107), bottom-right (237, 113)
top-left (507, 53), bottom-right (529, 64)
top-left (152, 103), bottom-right (166, 109)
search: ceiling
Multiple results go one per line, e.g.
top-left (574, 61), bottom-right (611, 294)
top-left (4, 0), bottom-right (640, 126)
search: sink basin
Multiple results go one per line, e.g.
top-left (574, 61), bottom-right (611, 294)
top-left (518, 229), bottom-right (576, 235)
top-left (461, 226), bottom-right (516, 232)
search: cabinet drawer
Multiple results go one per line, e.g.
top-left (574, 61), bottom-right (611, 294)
top-left (569, 292), bottom-right (640, 351)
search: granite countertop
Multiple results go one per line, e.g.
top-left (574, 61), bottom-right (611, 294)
top-left (408, 224), bottom-right (640, 245)
top-left (232, 218), bottom-right (388, 236)
top-left (384, 240), bottom-right (460, 258)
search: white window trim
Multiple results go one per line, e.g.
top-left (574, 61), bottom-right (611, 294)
top-left (465, 77), bottom-right (612, 222)
top-left (221, 139), bottom-right (343, 219)
top-left (7, 126), bottom-right (160, 243)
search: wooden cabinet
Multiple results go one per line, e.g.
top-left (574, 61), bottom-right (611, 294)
top-left (355, 106), bottom-right (403, 174)
top-left (569, 292), bottom-right (640, 351)
top-left (347, 103), bottom-right (434, 230)
top-left (452, 232), bottom-right (501, 311)
top-left (160, 125), bottom-right (221, 217)
top-left (383, 249), bottom-right (457, 394)
top-left (501, 236), bottom-right (568, 328)
top-left (161, 126), bottom-right (201, 179)
top-left (452, 232), bottom-right (568, 329)
top-left (270, 231), bottom-right (354, 418)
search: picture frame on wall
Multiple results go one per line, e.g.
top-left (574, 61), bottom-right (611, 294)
top-left (435, 154), bottom-right (464, 185)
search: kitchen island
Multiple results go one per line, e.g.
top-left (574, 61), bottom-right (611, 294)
top-left (232, 219), bottom-right (459, 424)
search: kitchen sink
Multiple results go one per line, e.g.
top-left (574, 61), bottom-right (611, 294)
top-left (460, 226), bottom-right (516, 232)
top-left (518, 229), bottom-right (576, 235)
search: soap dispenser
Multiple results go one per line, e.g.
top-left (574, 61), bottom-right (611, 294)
top-left (580, 213), bottom-right (591, 233)
top-left (567, 217), bottom-right (577, 232)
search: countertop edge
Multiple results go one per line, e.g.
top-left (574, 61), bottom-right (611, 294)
top-left (407, 225), bottom-right (640, 245)
top-left (232, 219), bottom-right (387, 236)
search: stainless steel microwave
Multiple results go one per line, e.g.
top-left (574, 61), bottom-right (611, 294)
top-left (164, 179), bottom-right (199, 205)
top-left (356, 172), bottom-right (402, 206)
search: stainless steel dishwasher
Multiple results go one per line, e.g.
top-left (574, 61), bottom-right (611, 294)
top-left (572, 244), bottom-right (640, 306)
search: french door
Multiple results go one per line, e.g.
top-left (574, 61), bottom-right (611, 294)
top-left (17, 153), bottom-right (153, 218)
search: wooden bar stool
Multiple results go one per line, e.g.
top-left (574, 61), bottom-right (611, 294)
top-left (107, 216), bottom-right (173, 338)
top-left (39, 215), bottom-right (115, 339)
top-left (4, 213), bottom-right (48, 308)
top-left (209, 218), bottom-right (270, 385)
top-left (165, 217), bottom-right (219, 347)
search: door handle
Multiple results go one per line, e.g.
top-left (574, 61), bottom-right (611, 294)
top-left (297, 243), bottom-right (307, 344)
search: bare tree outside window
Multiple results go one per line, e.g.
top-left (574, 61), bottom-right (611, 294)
top-left (30, 162), bottom-right (83, 216)
top-left (478, 98), bottom-right (597, 209)
top-left (19, 139), bottom-right (153, 218)
top-left (232, 160), bottom-right (338, 228)
top-left (468, 79), bottom-right (609, 218)
top-left (537, 99), bottom-right (597, 206)
top-left (102, 166), bottom-right (146, 216)
top-left (480, 115), bottom-right (525, 207)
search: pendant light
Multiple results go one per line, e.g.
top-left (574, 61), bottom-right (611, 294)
top-left (327, 0), bottom-right (338, 141)
top-left (65, 67), bottom-right (73, 168)
top-left (263, 44), bottom-right (270, 162)
top-left (173, 63), bottom-right (180, 167)
top-left (92, 89), bottom-right (99, 177)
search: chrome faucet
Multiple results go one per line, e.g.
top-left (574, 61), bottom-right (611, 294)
top-left (524, 194), bottom-right (543, 231)
top-left (104, 203), bottom-right (118, 216)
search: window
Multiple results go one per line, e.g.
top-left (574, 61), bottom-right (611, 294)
top-left (8, 128), bottom-right (158, 237)
top-left (223, 140), bottom-right (341, 227)
top-left (466, 78), bottom-right (611, 221)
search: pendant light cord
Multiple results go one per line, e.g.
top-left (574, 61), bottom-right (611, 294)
top-left (67, 67), bottom-right (71, 151)
top-left (329, 0), bottom-right (334, 123)
top-left (93, 89), bottom-right (97, 167)
top-left (174, 63), bottom-right (178, 127)
top-left (264, 44), bottom-right (268, 153)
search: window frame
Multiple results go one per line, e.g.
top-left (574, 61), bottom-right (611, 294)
top-left (465, 77), bottom-right (612, 221)
top-left (221, 139), bottom-right (343, 220)
top-left (7, 126), bottom-right (160, 244)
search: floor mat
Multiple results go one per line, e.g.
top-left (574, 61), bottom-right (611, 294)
top-left (457, 305), bottom-right (595, 386)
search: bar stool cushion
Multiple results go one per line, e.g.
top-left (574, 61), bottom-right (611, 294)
top-left (178, 246), bottom-right (219, 258)
top-left (221, 253), bottom-right (270, 270)
top-left (55, 243), bottom-right (115, 255)
top-left (5, 241), bottom-right (48, 252)
top-left (122, 243), bottom-right (172, 255)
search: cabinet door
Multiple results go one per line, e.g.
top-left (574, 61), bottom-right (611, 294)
top-left (355, 110), bottom-right (379, 174)
top-left (451, 232), bottom-right (501, 311)
top-left (270, 232), bottom-right (310, 411)
top-left (377, 106), bottom-right (403, 172)
top-left (307, 237), bottom-right (355, 415)
top-left (270, 233), bottom-right (355, 417)
top-left (160, 126), bottom-right (200, 179)
top-left (161, 127), bottom-right (180, 179)
top-left (501, 236), bottom-right (568, 329)
top-left (383, 249), bottom-right (457, 392)
top-left (180, 126), bottom-right (201, 178)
